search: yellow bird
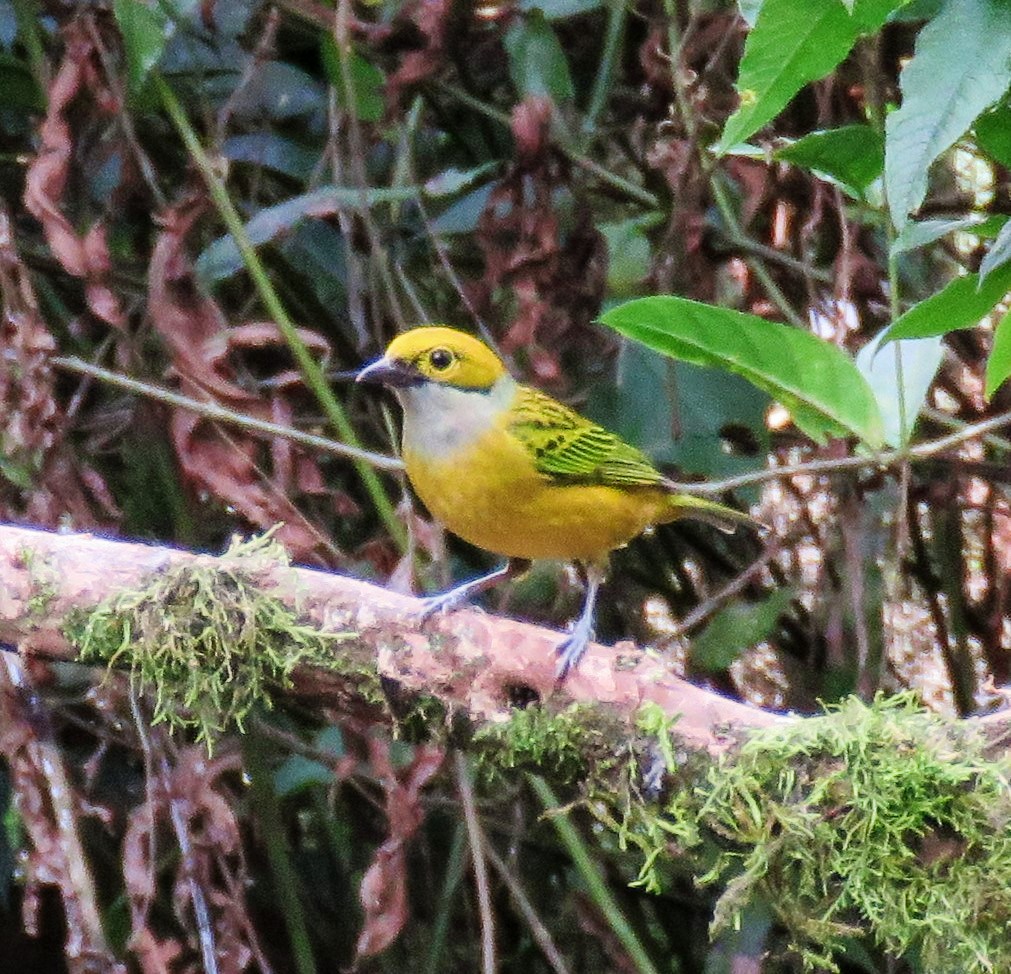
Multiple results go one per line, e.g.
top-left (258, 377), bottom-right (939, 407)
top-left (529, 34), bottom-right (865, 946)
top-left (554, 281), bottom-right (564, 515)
top-left (357, 326), bottom-right (755, 677)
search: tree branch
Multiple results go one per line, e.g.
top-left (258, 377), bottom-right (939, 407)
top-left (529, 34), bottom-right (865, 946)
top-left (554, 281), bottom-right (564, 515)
top-left (0, 523), bottom-right (781, 754)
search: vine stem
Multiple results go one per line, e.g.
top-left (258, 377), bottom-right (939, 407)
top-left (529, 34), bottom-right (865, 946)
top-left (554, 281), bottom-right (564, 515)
top-left (153, 73), bottom-right (407, 549)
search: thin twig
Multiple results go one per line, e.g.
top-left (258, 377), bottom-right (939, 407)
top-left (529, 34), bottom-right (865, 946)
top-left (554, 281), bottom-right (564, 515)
top-left (162, 754), bottom-right (220, 974)
top-left (54, 354), bottom-right (1011, 501)
top-left (484, 843), bottom-right (572, 974)
top-left (455, 751), bottom-right (497, 974)
top-left (673, 537), bottom-right (785, 635)
top-left (52, 355), bottom-right (404, 472)
top-left (527, 775), bottom-right (659, 974)
top-left (667, 408), bottom-right (1011, 495)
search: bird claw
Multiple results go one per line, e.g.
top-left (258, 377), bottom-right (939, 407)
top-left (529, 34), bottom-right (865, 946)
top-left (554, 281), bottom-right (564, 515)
top-left (554, 619), bottom-right (595, 680)
top-left (417, 591), bottom-right (467, 621)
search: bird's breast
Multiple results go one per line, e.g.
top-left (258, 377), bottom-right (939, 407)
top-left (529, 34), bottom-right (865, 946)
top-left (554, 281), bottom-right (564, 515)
top-left (402, 422), bottom-right (668, 562)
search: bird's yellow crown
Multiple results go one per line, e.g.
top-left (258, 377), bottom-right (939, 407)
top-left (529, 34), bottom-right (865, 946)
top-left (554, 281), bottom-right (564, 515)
top-left (384, 326), bottom-right (508, 390)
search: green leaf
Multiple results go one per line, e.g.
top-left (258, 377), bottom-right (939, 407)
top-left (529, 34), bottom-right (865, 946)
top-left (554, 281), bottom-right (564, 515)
top-left (716, 0), bottom-right (901, 153)
top-left (0, 54), bottom-right (43, 111)
top-left (985, 309), bottom-right (1011, 399)
top-left (321, 37), bottom-right (385, 122)
top-left (691, 589), bottom-right (792, 672)
top-left (889, 216), bottom-right (989, 257)
top-left (222, 134), bottom-right (320, 180)
top-left (422, 162), bottom-right (498, 197)
top-left (196, 185), bottom-right (419, 281)
top-left (113, 0), bottom-right (168, 95)
top-left (274, 726), bottom-right (345, 797)
top-left (586, 342), bottom-right (770, 485)
top-left (885, 0), bottom-right (1011, 229)
top-left (775, 124), bottom-right (884, 194)
top-left (430, 183), bottom-right (496, 236)
top-left (504, 10), bottom-right (575, 103)
top-left (979, 218), bottom-right (1011, 285)
top-left (600, 296), bottom-right (885, 447)
top-left (856, 331), bottom-right (944, 446)
top-left (880, 260), bottom-right (1011, 343)
top-left (975, 101), bottom-right (1011, 168)
top-left (228, 61), bottom-right (326, 121)
top-left (598, 215), bottom-right (662, 296)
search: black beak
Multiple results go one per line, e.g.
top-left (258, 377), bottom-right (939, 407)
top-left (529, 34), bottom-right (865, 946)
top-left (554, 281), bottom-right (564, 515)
top-left (355, 357), bottom-right (424, 388)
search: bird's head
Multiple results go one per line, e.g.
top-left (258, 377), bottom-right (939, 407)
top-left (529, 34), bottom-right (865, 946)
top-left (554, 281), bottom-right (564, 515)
top-left (356, 326), bottom-right (508, 392)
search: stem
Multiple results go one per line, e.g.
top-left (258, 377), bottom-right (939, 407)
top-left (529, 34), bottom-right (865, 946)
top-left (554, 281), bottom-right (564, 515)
top-left (422, 823), bottom-right (469, 974)
top-left (456, 752), bottom-right (496, 974)
top-left (581, 0), bottom-right (626, 139)
top-left (153, 72), bottom-right (407, 549)
top-left (528, 775), bottom-right (659, 974)
top-left (243, 731), bottom-right (318, 974)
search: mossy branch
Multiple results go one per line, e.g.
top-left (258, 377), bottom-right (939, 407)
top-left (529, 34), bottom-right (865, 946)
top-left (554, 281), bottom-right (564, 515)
top-left (2, 523), bottom-right (1011, 971)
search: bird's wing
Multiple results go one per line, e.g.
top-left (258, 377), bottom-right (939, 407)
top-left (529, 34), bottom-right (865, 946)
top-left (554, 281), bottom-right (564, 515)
top-left (508, 386), bottom-right (666, 488)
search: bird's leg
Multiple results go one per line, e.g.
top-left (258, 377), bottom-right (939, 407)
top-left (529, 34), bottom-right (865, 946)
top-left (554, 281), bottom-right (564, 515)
top-left (555, 562), bottom-right (606, 679)
top-left (418, 558), bottom-right (530, 620)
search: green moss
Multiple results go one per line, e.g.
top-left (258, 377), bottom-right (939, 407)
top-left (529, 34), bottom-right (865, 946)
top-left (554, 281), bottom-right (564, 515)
top-left (627, 692), bottom-right (1011, 972)
top-left (16, 545), bottom-right (58, 619)
top-left (473, 703), bottom-right (613, 786)
top-left (67, 533), bottom-right (350, 749)
top-left (394, 692), bottom-right (450, 743)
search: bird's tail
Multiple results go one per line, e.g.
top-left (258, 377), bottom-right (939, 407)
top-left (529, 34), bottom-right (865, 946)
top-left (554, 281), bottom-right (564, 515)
top-left (664, 493), bottom-right (764, 534)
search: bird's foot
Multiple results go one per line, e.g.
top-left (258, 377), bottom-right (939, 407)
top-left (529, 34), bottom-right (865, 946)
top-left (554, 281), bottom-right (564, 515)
top-left (417, 589), bottom-right (471, 622)
top-left (555, 616), bottom-right (595, 680)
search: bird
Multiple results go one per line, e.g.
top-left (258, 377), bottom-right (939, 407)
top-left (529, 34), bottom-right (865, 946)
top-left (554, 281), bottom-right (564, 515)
top-left (357, 325), bottom-right (757, 678)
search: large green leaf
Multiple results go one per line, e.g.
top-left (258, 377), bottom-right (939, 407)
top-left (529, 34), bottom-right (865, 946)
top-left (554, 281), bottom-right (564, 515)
top-left (985, 309), bottom-right (1011, 399)
top-left (600, 297), bottom-right (884, 447)
top-left (775, 124), bottom-right (883, 195)
top-left (717, 0), bottom-right (901, 153)
top-left (885, 0), bottom-right (1011, 229)
top-left (880, 260), bottom-right (1011, 343)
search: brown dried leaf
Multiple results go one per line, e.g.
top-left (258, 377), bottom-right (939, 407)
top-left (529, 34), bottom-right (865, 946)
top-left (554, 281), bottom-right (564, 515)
top-left (384, 0), bottom-right (453, 109)
top-left (0, 203), bottom-right (120, 528)
top-left (511, 96), bottom-right (553, 168)
top-left (354, 741), bottom-right (444, 960)
top-left (149, 195), bottom-right (339, 562)
top-left (22, 17), bottom-right (126, 329)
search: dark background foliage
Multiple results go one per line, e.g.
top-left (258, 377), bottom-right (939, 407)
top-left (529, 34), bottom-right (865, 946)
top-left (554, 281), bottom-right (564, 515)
top-left (2, 0), bottom-right (1011, 970)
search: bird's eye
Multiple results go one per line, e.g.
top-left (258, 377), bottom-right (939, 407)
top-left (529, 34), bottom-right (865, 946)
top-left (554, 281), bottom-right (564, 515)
top-left (429, 348), bottom-right (454, 371)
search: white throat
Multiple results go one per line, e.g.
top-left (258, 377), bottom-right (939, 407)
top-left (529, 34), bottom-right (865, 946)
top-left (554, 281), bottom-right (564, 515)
top-left (397, 374), bottom-right (517, 459)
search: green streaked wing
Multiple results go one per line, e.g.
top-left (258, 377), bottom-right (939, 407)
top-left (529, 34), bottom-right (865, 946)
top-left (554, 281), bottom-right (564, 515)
top-left (509, 386), bottom-right (666, 488)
